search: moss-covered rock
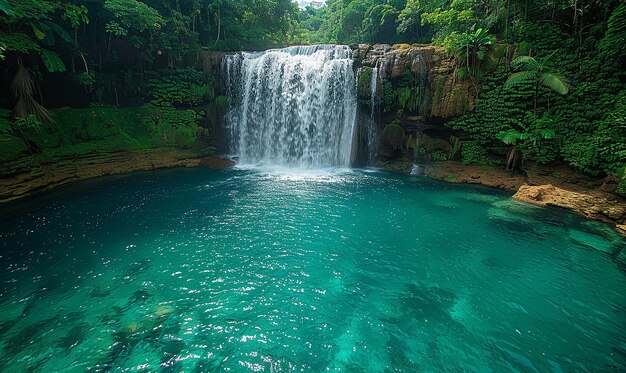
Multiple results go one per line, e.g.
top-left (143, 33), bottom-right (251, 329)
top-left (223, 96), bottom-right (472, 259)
top-left (356, 44), bottom-right (475, 119)
top-left (0, 135), bottom-right (28, 162)
top-left (357, 67), bottom-right (373, 99)
top-left (382, 122), bottom-right (405, 150)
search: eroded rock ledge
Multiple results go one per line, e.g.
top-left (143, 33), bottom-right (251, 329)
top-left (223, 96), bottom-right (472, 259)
top-left (513, 184), bottom-right (626, 234)
top-left (352, 43), bottom-right (475, 118)
top-left (0, 149), bottom-right (234, 203)
top-left (417, 161), bottom-right (626, 235)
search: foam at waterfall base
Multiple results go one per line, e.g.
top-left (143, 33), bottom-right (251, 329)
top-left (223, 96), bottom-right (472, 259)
top-left (234, 163), bottom-right (355, 182)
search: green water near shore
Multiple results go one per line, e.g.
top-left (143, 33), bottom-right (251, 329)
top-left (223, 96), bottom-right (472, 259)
top-left (0, 168), bottom-right (624, 371)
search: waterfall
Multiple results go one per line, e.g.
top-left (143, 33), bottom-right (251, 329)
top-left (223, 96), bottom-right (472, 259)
top-left (222, 45), bottom-right (357, 168)
top-left (365, 60), bottom-right (383, 165)
top-left (370, 66), bottom-right (378, 118)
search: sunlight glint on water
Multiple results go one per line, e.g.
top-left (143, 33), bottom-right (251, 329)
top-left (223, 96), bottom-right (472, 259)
top-left (0, 168), bottom-right (624, 371)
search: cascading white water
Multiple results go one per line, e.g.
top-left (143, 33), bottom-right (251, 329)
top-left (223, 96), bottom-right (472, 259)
top-left (370, 66), bottom-right (378, 117)
top-left (222, 45), bottom-right (357, 168)
top-left (367, 63), bottom-right (379, 165)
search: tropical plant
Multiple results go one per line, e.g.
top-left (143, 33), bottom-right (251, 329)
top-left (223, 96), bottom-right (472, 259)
top-left (1, 0), bottom-right (73, 120)
top-left (497, 112), bottom-right (557, 172)
top-left (460, 28), bottom-right (495, 76)
top-left (505, 51), bottom-right (569, 112)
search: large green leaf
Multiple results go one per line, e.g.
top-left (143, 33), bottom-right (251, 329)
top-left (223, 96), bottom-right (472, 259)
top-left (43, 20), bottom-right (73, 43)
top-left (539, 128), bottom-right (556, 140)
top-left (540, 73), bottom-right (569, 95)
top-left (38, 22), bottom-right (55, 46)
top-left (40, 49), bottom-right (66, 73)
top-left (0, 33), bottom-right (40, 53)
top-left (30, 23), bottom-right (45, 40)
top-left (0, 0), bottom-right (14, 17)
top-left (497, 130), bottom-right (525, 145)
top-left (511, 55), bottom-right (540, 71)
top-left (504, 71), bottom-right (535, 89)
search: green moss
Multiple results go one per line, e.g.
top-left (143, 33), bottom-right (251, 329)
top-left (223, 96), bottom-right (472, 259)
top-left (215, 95), bottom-right (228, 109)
top-left (382, 122), bottom-right (405, 150)
top-left (357, 67), bottom-right (373, 99)
top-left (146, 69), bottom-right (213, 107)
top-left (0, 135), bottom-right (28, 162)
top-left (430, 75), bottom-right (448, 116)
top-left (4, 106), bottom-right (204, 164)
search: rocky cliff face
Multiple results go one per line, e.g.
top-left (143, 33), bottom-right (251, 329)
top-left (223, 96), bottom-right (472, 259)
top-left (353, 43), bottom-right (475, 118)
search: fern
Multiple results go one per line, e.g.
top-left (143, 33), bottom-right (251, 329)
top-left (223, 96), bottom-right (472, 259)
top-left (504, 71), bottom-right (534, 89)
top-left (599, 4), bottom-right (626, 61)
top-left (540, 73), bottom-right (568, 95)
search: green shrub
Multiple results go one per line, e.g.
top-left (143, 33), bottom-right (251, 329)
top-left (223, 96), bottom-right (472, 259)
top-left (357, 67), bottom-right (373, 99)
top-left (146, 69), bottom-right (214, 107)
top-left (461, 141), bottom-right (491, 165)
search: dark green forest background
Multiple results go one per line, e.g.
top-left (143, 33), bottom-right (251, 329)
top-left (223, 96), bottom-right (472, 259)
top-left (1, 0), bottom-right (625, 192)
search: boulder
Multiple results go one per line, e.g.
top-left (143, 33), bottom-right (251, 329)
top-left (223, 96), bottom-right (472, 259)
top-left (513, 183), bottom-right (626, 228)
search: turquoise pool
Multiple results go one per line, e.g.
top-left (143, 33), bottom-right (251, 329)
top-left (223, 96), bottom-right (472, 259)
top-left (0, 168), bottom-right (624, 371)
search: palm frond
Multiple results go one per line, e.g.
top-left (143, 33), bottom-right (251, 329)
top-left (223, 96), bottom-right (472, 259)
top-left (540, 73), bottom-right (569, 95)
top-left (540, 49), bottom-right (559, 66)
top-left (11, 64), bottom-right (53, 122)
top-left (11, 64), bottom-right (35, 99)
top-left (511, 55), bottom-right (540, 71)
top-left (504, 71), bottom-right (535, 89)
top-left (14, 97), bottom-right (53, 123)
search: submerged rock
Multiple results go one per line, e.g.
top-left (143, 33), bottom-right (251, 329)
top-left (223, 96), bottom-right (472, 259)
top-left (487, 200), bottom-right (540, 224)
top-left (569, 229), bottom-right (616, 254)
top-left (486, 200), bottom-right (551, 236)
top-left (57, 323), bottom-right (88, 352)
top-left (155, 305), bottom-right (175, 318)
top-left (89, 285), bottom-right (112, 298)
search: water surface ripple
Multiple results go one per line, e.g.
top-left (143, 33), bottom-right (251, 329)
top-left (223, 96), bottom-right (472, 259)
top-left (0, 168), bottom-right (624, 371)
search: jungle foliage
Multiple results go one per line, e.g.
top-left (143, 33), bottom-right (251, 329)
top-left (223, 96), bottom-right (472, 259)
top-left (0, 0), bottom-right (302, 115)
top-left (310, 0), bottom-right (623, 190)
top-left (0, 0), bottom-right (625, 191)
top-left (0, 0), bottom-right (299, 160)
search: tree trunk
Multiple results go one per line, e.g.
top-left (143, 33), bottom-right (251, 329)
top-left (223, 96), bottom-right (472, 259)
top-left (506, 146), bottom-right (520, 174)
top-left (212, 5), bottom-right (221, 49)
